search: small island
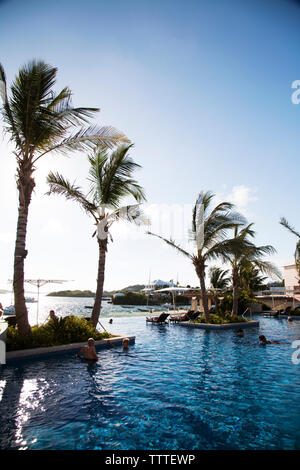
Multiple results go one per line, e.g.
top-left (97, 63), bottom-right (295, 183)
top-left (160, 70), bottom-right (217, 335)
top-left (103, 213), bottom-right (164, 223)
top-left (47, 290), bottom-right (95, 298)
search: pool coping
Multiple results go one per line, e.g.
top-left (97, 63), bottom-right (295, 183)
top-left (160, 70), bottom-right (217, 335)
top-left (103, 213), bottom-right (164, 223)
top-left (177, 320), bottom-right (260, 330)
top-left (5, 335), bottom-right (135, 362)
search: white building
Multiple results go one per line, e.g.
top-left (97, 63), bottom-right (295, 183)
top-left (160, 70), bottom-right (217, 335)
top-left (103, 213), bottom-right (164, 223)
top-left (283, 264), bottom-right (300, 299)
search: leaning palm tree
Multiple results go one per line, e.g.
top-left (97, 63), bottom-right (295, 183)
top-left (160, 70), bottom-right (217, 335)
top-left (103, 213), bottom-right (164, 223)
top-left (209, 267), bottom-right (230, 313)
top-left (279, 217), bottom-right (300, 279)
top-left (47, 144), bottom-right (146, 327)
top-left (224, 224), bottom-right (281, 316)
top-left (0, 60), bottom-right (128, 336)
top-left (147, 191), bottom-right (245, 323)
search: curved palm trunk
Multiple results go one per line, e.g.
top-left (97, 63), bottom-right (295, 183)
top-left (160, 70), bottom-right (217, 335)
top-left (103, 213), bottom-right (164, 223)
top-left (232, 266), bottom-right (239, 316)
top-left (91, 237), bottom-right (107, 328)
top-left (13, 165), bottom-right (34, 336)
top-left (195, 260), bottom-right (210, 323)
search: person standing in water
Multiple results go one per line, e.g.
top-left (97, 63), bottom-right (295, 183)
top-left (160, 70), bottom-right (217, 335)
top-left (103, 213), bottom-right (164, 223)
top-left (77, 338), bottom-right (98, 361)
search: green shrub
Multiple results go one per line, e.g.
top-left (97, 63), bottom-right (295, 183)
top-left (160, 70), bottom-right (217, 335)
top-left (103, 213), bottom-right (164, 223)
top-left (291, 308), bottom-right (300, 316)
top-left (6, 316), bottom-right (111, 351)
top-left (219, 290), bottom-right (256, 315)
top-left (196, 313), bottom-right (246, 324)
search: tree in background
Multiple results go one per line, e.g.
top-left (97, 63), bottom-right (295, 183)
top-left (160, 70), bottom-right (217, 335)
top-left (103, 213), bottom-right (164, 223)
top-left (47, 144), bottom-right (146, 327)
top-left (0, 60), bottom-right (128, 335)
top-left (209, 266), bottom-right (230, 313)
top-left (224, 224), bottom-right (281, 316)
top-left (148, 191), bottom-right (245, 323)
top-left (280, 217), bottom-right (300, 281)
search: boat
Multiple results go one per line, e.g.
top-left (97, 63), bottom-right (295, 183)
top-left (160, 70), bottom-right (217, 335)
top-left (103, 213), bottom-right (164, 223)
top-left (3, 305), bottom-right (15, 315)
top-left (25, 297), bottom-right (37, 303)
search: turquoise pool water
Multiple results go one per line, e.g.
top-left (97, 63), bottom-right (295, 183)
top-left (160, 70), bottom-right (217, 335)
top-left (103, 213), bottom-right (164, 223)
top-left (0, 316), bottom-right (300, 450)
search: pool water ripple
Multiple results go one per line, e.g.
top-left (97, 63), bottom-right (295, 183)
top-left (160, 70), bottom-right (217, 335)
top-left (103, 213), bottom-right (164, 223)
top-left (0, 316), bottom-right (300, 449)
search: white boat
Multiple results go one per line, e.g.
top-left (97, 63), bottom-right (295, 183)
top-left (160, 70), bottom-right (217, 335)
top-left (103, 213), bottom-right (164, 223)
top-left (25, 297), bottom-right (37, 303)
top-left (3, 305), bottom-right (15, 315)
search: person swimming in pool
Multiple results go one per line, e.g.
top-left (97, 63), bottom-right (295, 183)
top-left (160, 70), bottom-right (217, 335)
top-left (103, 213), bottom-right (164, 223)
top-left (122, 337), bottom-right (130, 350)
top-left (236, 328), bottom-right (244, 337)
top-left (259, 335), bottom-right (271, 344)
top-left (259, 335), bottom-right (281, 345)
top-left (77, 338), bottom-right (98, 361)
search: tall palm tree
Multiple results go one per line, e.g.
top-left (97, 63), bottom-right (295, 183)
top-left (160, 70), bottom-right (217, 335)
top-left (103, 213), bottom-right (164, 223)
top-left (279, 217), bottom-right (300, 279)
top-left (47, 144), bottom-right (146, 327)
top-left (224, 224), bottom-right (281, 316)
top-left (0, 60), bottom-right (128, 336)
top-left (147, 191), bottom-right (245, 323)
top-left (209, 266), bottom-right (230, 313)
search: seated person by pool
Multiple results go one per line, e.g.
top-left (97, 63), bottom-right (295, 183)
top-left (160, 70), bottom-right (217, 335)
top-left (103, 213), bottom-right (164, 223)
top-left (77, 338), bottom-right (98, 361)
top-left (49, 310), bottom-right (58, 321)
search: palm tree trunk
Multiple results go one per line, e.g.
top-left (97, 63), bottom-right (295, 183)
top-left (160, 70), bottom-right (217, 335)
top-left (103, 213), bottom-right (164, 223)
top-left (91, 237), bottom-right (107, 328)
top-left (13, 167), bottom-right (34, 336)
top-left (214, 294), bottom-right (219, 314)
top-left (195, 260), bottom-right (210, 323)
top-left (232, 267), bottom-right (239, 316)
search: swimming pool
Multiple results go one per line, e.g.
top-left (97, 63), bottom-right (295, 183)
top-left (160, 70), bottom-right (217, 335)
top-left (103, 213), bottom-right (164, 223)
top-left (0, 316), bottom-right (300, 450)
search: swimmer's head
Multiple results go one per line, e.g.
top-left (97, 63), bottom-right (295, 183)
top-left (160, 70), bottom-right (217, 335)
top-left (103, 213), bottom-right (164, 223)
top-left (88, 338), bottom-right (95, 346)
top-left (259, 335), bottom-right (266, 341)
top-left (122, 337), bottom-right (130, 348)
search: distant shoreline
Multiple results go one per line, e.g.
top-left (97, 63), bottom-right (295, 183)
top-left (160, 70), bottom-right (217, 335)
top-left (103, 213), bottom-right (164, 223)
top-left (47, 290), bottom-right (95, 298)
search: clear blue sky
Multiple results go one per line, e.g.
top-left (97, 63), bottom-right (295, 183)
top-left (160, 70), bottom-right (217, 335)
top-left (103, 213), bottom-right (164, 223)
top-left (0, 0), bottom-right (299, 291)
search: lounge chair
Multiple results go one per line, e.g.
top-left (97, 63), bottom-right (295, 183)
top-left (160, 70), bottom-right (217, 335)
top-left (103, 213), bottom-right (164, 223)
top-left (169, 311), bottom-right (190, 323)
top-left (146, 312), bottom-right (169, 324)
top-left (187, 311), bottom-right (201, 321)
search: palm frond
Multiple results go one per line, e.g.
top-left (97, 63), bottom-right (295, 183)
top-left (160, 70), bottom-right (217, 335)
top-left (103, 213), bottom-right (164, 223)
top-left (109, 204), bottom-right (150, 227)
top-left (280, 217), bottom-right (300, 239)
top-left (46, 171), bottom-right (97, 217)
top-left (35, 125), bottom-right (130, 162)
top-left (88, 144), bottom-right (146, 207)
top-left (251, 260), bottom-right (282, 280)
top-left (0, 62), bottom-right (23, 150)
top-left (147, 231), bottom-right (192, 259)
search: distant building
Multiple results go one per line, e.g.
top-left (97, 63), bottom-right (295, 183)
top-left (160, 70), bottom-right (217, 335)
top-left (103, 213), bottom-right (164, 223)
top-left (284, 264), bottom-right (300, 298)
top-left (151, 279), bottom-right (175, 288)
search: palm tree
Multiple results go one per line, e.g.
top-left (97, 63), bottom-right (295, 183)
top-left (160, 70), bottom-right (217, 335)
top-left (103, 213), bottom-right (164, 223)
top-left (47, 144), bottom-right (146, 327)
top-left (225, 224), bottom-right (281, 316)
top-left (0, 60), bottom-right (128, 336)
top-left (209, 267), bottom-right (230, 313)
top-left (239, 264), bottom-right (268, 297)
top-left (147, 191), bottom-right (245, 323)
top-left (279, 217), bottom-right (300, 280)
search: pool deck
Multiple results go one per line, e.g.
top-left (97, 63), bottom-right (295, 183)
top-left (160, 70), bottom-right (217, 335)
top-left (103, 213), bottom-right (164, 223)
top-left (177, 320), bottom-right (260, 330)
top-left (5, 335), bottom-right (135, 362)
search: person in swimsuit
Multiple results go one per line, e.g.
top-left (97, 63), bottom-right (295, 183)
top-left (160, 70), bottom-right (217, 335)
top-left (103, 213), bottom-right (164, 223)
top-left (77, 338), bottom-right (98, 361)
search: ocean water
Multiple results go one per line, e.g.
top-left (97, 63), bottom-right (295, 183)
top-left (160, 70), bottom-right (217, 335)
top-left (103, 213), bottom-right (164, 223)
top-left (0, 293), bottom-right (165, 325)
top-left (0, 309), bottom-right (300, 450)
